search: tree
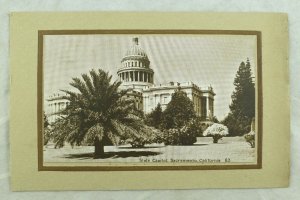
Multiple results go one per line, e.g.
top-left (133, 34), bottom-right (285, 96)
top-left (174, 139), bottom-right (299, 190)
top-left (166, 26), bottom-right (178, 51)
top-left (51, 69), bottom-right (149, 158)
top-left (43, 112), bottom-right (51, 145)
top-left (44, 112), bottom-right (49, 128)
top-left (203, 123), bottom-right (229, 143)
top-left (161, 89), bottom-right (196, 129)
top-left (211, 116), bottom-right (219, 123)
top-left (145, 103), bottom-right (163, 129)
top-left (223, 59), bottom-right (255, 136)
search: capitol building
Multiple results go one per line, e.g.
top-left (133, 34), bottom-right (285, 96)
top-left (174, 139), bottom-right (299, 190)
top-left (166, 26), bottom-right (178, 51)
top-left (46, 37), bottom-right (215, 124)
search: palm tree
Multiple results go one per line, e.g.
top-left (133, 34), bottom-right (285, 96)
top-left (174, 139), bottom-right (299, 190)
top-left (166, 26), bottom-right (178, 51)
top-left (51, 69), bottom-right (147, 158)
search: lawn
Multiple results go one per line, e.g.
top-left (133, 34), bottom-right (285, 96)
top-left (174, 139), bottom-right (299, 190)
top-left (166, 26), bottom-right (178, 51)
top-left (44, 137), bottom-right (256, 164)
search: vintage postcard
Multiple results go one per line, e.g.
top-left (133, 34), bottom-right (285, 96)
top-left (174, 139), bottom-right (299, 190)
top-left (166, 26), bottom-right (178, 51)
top-left (40, 31), bottom-right (261, 170)
top-left (10, 12), bottom-right (289, 190)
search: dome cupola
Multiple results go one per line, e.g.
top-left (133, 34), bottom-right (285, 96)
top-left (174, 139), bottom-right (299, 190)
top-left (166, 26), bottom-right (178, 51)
top-left (121, 37), bottom-right (150, 68)
top-left (117, 37), bottom-right (154, 91)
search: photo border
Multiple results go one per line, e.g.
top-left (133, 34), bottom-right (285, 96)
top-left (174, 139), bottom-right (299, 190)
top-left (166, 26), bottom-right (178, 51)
top-left (37, 30), bottom-right (262, 171)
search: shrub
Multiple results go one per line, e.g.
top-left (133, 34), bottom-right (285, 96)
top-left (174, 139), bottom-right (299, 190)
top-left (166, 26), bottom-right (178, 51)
top-left (222, 114), bottom-right (252, 136)
top-left (244, 131), bottom-right (255, 148)
top-left (160, 120), bottom-right (200, 145)
top-left (120, 125), bottom-right (161, 148)
top-left (160, 129), bottom-right (181, 145)
top-left (179, 125), bottom-right (198, 145)
top-left (203, 123), bottom-right (229, 143)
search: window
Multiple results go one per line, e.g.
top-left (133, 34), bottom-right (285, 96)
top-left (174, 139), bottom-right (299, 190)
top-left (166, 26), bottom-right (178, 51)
top-left (164, 96), bottom-right (168, 104)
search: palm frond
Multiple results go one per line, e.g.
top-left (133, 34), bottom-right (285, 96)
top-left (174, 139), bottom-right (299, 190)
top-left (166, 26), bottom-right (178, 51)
top-left (81, 73), bottom-right (95, 96)
top-left (51, 68), bottom-right (147, 148)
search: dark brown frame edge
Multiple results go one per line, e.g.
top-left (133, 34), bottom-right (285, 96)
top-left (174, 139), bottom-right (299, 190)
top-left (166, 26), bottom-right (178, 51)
top-left (37, 30), bottom-right (262, 171)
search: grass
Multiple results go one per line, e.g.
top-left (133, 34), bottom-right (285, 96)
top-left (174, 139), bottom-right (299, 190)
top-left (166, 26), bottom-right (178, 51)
top-left (44, 136), bottom-right (255, 164)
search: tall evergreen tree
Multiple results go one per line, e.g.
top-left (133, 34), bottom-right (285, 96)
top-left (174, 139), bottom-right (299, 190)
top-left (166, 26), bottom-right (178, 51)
top-left (223, 59), bottom-right (255, 136)
top-left (161, 89), bottom-right (196, 129)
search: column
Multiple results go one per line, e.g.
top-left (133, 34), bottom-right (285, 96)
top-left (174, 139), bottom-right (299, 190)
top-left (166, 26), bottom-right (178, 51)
top-left (206, 96), bottom-right (210, 119)
top-left (129, 71), bottom-right (131, 81)
top-left (137, 71), bottom-right (140, 82)
top-left (131, 71), bottom-right (134, 81)
top-left (198, 96), bottom-right (202, 116)
top-left (211, 99), bottom-right (214, 116)
top-left (197, 95), bottom-right (200, 116)
top-left (147, 73), bottom-right (150, 83)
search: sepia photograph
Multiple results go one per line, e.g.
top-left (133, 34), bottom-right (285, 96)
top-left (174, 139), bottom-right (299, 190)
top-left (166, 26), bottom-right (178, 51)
top-left (39, 31), bottom-right (261, 170)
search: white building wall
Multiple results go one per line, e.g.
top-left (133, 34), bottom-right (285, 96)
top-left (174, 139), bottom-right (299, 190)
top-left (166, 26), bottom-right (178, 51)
top-left (142, 82), bottom-right (214, 119)
top-left (45, 93), bottom-right (69, 124)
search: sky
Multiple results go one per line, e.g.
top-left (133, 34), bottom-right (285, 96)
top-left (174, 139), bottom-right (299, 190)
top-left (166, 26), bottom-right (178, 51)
top-left (43, 34), bottom-right (257, 120)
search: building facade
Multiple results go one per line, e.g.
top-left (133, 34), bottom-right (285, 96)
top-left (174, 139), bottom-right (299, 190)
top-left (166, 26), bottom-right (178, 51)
top-left (142, 82), bottom-right (214, 121)
top-left (117, 37), bottom-right (215, 122)
top-left (46, 93), bottom-right (69, 123)
top-left (46, 37), bottom-right (215, 123)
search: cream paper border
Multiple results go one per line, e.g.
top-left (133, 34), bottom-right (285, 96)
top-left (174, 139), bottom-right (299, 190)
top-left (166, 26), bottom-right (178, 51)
top-left (10, 12), bottom-right (289, 190)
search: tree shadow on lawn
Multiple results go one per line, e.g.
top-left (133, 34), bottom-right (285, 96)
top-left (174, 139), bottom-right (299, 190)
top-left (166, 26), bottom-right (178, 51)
top-left (176, 144), bottom-right (209, 146)
top-left (62, 151), bottom-right (162, 160)
top-left (118, 146), bottom-right (165, 149)
top-left (118, 144), bottom-right (208, 148)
